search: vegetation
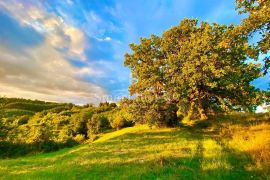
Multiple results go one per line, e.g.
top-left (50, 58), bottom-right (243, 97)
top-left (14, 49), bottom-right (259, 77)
top-left (125, 19), bottom-right (263, 125)
top-left (0, 97), bottom-right (130, 157)
top-left (0, 0), bottom-right (269, 179)
top-left (0, 113), bottom-right (269, 179)
top-left (236, 0), bottom-right (270, 73)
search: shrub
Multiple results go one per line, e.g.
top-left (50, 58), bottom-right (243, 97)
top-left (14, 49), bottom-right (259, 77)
top-left (107, 109), bottom-right (133, 130)
top-left (87, 114), bottom-right (110, 136)
top-left (128, 98), bottom-right (178, 127)
top-left (71, 111), bottom-right (93, 136)
top-left (17, 115), bottom-right (29, 125)
top-left (73, 134), bottom-right (85, 143)
top-left (110, 113), bottom-right (125, 130)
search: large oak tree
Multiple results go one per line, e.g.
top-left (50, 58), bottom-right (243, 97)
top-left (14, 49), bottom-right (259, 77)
top-left (125, 19), bottom-right (262, 124)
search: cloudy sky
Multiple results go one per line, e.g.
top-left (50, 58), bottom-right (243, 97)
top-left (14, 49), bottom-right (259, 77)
top-left (0, 0), bottom-right (268, 104)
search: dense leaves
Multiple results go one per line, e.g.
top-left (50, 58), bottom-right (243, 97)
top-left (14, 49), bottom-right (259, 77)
top-left (0, 97), bottom-right (131, 157)
top-left (236, 0), bottom-right (270, 73)
top-left (125, 19), bottom-right (263, 123)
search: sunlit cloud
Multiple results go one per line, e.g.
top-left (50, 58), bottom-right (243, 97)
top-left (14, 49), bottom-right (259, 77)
top-left (0, 1), bottom-right (107, 104)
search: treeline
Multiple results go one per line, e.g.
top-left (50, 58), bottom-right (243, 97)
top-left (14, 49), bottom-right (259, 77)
top-left (0, 98), bottom-right (133, 157)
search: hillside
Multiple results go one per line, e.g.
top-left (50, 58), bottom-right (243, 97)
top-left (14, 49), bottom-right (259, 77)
top-left (0, 97), bottom-right (70, 118)
top-left (0, 114), bottom-right (269, 179)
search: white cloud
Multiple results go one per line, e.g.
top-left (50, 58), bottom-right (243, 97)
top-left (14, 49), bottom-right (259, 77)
top-left (64, 27), bottom-right (86, 60)
top-left (256, 104), bottom-right (268, 113)
top-left (104, 37), bottom-right (112, 41)
top-left (0, 41), bottom-right (107, 104)
top-left (95, 36), bottom-right (112, 42)
top-left (0, 0), bottom-right (86, 61)
top-left (0, 0), bottom-right (108, 104)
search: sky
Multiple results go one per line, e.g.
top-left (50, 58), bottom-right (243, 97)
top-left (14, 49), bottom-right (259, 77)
top-left (0, 0), bottom-right (268, 104)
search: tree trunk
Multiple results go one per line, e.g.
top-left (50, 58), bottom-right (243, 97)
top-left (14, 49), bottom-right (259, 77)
top-left (198, 103), bottom-right (207, 120)
top-left (183, 101), bottom-right (195, 123)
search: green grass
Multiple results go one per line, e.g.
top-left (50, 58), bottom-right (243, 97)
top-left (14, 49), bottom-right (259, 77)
top-left (0, 109), bottom-right (34, 118)
top-left (0, 115), bottom-right (269, 179)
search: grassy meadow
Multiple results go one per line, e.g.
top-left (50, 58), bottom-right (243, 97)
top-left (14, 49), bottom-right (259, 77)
top-left (0, 113), bottom-right (269, 179)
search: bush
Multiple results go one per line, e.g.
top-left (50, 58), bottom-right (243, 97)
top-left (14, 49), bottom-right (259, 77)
top-left (73, 134), bottom-right (85, 143)
top-left (128, 98), bottom-right (178, 127)
top-left (87, 114), bottom-right (110, 136)
top-left (110, 113), bottom-right (126, 130)
top-left (107, 109), bottom-right (133, 130)
top-left (17, 115), bottom-right (29, 125)
top-left (71, 111), bottom-right (93, 136)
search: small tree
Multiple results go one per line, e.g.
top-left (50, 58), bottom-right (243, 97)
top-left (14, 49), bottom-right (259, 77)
top-left (87, 114), bottom-right (109, 136)
top-left (107, 108), bottom-right (133, 130)
top-left (70, 111), bottom-right (92, 136)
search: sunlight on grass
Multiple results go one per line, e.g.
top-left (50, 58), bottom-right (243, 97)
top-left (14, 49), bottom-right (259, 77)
top-left (93, 125), bottom-right (150, 143)
top-left (0, 114), bottom-right (269, 179)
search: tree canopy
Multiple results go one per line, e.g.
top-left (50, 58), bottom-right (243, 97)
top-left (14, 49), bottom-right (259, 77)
top-left (236, 0), bottom-right (270, 73)
top-left (125, 19), bottom-right (263, 124)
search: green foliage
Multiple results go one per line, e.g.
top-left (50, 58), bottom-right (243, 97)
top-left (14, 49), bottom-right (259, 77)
top-left (0, 118), bottom-right (6, 139)
top-left (16, 115), bottom-right (29, 125)
top-left (96, 102), bottom-right (117, 113)
top-left (3, 102), bottom-right (60, 112)
top-left (70, 110), bottom-right (93, 136)
top-left (0, 113), bottom-right (269, 179)
top-left (87, 114), bottom-right (110, 135)
top-left (125, 18), bottom-right (263, 123)
top-left (0, 97), bottom-right (117, 157)
top-left (73, 134), bottom-right (86, 143)
top-left (128, 98), bottom-right (178, 127)
top-left (236, 0), bottom-right (270, 73)
top-left (107, 107), bottom-right (133, 130)
top-left (0, 109), bottom-right (34, 118)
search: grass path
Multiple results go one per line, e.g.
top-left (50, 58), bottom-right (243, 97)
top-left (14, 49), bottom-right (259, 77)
top-left (0, 125), bottom-right (266, 179)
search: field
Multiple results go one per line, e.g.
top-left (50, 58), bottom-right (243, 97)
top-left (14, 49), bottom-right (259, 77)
top-left (0, 113), bottom-right (269, 179)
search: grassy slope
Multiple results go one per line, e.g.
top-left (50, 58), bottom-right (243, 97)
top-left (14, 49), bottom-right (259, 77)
top-left (0, 97), bottom-right (67, 118)
top-left (0, 114), bottom-right (269, 180)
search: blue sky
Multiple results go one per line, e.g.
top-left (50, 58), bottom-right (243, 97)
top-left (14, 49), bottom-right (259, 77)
top-left (0, 0), bottom-right (268, 104)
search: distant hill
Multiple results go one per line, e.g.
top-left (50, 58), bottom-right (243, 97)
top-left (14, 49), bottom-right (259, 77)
top-left (0, 97), bottom-right (71, 118)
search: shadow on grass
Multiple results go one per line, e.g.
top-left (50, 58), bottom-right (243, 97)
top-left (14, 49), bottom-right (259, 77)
top-left (1, 114), bottom-right (269, 179)
top-left (208, 113), bottom-right (270, 126)
top-left (0, 124), bottom-right (267, 179)
top-left (90, 130), bottom-right (264, 179)
top-left (61, 140), bottom-right (263, 179)
top-left (0, 140), bottom-right (78, 158)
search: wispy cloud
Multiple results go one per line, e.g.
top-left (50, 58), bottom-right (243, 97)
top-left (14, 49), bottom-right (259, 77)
top-left (0, 1), bottom-right (107, 104)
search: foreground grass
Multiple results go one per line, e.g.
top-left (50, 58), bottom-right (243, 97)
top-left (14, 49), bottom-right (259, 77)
top-left (0, 114), bottom-right (269, 179)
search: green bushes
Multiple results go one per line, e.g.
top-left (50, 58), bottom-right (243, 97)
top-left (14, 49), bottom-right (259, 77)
top-left (128, 98), bottom-right (178, 127)
top-left (108, 111), bottom-right (126, 130)
top-left (70, 110), bottom-right (93, 136)
top-left (16, 115), bottom-right (29, 125)
top-left (0, 98), bottom-right (122, 157)
top-left (74, 134), bottom-right (85, 143)
top-left (107, 108), bottom-right (134, 130)
top-left (0, 140), bottom-right (78, 157)
top-left (87, 114), bottom-right (110, 136)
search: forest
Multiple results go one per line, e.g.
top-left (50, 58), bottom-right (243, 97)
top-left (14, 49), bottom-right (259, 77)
top-left (0, 0), bottom-right (270, 179)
